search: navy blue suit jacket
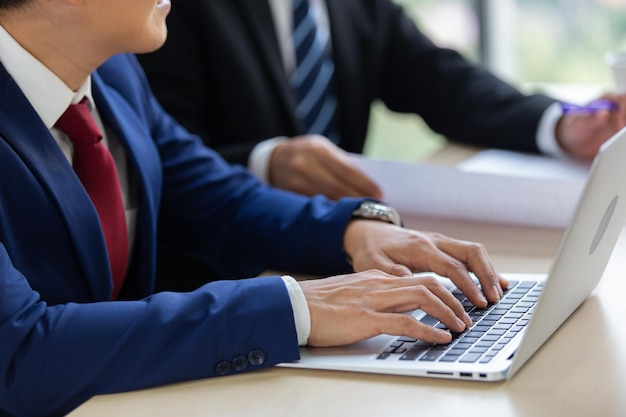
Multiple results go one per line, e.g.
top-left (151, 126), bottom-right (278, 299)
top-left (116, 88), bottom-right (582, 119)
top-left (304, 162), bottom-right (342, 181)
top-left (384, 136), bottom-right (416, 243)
top-left (0, 54), bottom-right (358, 417)
top-left (138, 0), bottom-right (557, 166)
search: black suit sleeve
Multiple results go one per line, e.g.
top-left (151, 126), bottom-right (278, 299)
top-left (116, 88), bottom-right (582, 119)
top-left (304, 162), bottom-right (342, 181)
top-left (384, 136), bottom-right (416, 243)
top-left (371, 2), bottom-right (556, 152)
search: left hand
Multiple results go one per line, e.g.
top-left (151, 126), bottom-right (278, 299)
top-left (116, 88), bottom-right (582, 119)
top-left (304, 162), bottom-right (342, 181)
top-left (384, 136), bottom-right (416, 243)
top-left (342, 219), bottom-right (507, 308)
top-left (556, 93), bottom-right (626, 160)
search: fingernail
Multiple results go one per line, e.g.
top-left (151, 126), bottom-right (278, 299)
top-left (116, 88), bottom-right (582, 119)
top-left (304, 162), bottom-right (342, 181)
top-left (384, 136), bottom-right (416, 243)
top-left (493, 285), bottom-right (502, 301)
top-left (464, 312), bottom-right (472, 326)
top-left (456, 317), bottom-right (466, 330)
top-left (500, 275), bottom-right (510, 289)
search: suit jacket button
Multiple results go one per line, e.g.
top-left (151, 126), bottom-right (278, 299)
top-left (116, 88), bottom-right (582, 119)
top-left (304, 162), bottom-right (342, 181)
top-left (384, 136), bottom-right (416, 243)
top-left (215, 360), bottom-right (232, 376)
top-left (248, 349), bottom-right (266, 366)
top-left (232, 355), bottom-right (249, 371)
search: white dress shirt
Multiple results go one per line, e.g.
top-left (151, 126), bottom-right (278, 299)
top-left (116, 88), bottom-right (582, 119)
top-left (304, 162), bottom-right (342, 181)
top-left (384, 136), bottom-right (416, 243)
top-left (249, 0), bottom-right (565, 182)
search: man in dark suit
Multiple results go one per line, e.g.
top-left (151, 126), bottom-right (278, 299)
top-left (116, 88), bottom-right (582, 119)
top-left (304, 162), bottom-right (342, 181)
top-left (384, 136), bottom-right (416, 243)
top-left (0, 0), bottom-right (506, 415)
top-left (139, 0), bottom-right (626, 200)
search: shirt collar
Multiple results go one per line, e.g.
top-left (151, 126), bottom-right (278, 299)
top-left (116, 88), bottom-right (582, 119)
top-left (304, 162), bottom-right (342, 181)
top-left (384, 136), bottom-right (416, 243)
top-left (0, 23), bottom-right (94, 129)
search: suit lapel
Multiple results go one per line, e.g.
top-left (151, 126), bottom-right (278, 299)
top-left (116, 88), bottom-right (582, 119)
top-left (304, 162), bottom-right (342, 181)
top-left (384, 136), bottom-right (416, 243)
top-left (237, 0), bottom-right (301, 131)
top-left (91, 71), bottom-right (161, 297)
top-left (0, 65), bottom-right (114, 300)
top-left (325, 0), bottom-right (362, 144)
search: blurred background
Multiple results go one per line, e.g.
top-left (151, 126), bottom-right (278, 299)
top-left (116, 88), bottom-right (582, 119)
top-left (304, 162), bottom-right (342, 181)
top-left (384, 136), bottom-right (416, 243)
top-left (365, 0), bottom-right (626, 161)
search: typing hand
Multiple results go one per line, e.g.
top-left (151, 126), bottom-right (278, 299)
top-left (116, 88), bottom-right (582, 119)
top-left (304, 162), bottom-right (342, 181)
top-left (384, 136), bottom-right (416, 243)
top-left (300, 270), bottom-right (472, 347)
top-left (557, 93), bottom-right (626, 160)
top-left (342, 220), bottom-right (508, 308)
top-left (269, 135), bottom-right (382, 200)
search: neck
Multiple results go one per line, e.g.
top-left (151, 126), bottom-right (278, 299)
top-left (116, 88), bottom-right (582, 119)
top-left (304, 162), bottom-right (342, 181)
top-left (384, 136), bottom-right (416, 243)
top-left (0, 8), bottom-right (105, 91)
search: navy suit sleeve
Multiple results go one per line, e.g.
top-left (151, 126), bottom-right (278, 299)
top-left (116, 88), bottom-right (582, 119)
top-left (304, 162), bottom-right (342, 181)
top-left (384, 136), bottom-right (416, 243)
top-left (112, 55), bottom-right (360, 278)
top-left (0, 242), bottom-right (299, 417)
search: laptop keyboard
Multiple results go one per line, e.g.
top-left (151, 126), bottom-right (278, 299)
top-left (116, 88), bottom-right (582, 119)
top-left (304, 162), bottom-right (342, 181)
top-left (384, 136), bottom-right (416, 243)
top-left (376, 280), bottom-right (543, 364)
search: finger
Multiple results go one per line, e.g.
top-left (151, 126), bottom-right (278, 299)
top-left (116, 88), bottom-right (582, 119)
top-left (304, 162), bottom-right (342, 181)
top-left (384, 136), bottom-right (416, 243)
top-left (292, 150), bottom-right (375, 200)
top-left (420, 276), bottom-right (473, 328)
top-left (429, 237), bottom-right (504, 305)
top-left (281, 155), bottom-right (359, 199)
top-left (370, 312), bottom-right (453, 345)
top-left (321, 154), bottom-right (383, 199)
top-left (367, 276), bottom-right (470, 331)
top-left (358, 251), bottom-right (413, 277)
top-left (418, 246), bottom-right (488, 307)
top-left (605, 107), bottom-right (626, 131)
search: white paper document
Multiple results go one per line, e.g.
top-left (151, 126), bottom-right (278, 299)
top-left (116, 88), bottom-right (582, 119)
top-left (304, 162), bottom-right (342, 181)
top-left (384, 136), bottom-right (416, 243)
top-left (351, 150), bottom-right (590, 229)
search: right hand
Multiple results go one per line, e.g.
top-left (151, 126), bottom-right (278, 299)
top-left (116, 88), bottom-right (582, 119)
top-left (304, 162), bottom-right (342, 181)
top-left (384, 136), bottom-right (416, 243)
top-left (299, 270), bottom-right (473, 347)
top-left (269, 135), bottom-right (383, 200)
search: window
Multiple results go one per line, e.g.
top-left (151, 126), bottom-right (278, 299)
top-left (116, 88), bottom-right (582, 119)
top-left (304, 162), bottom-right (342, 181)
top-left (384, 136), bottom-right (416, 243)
top-left (365, 0), bottom-right (479, 161)
top-left (485, 0), bottom-right (626, 87)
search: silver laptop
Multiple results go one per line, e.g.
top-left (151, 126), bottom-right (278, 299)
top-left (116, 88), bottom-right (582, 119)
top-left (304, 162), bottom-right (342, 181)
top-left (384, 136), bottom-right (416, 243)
top-left (280, 126), bottom-right (626, 381)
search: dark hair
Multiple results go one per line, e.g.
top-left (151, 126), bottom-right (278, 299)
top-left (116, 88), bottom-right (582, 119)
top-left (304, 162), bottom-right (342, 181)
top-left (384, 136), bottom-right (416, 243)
top-left (0, 0), bottom-right (30, 11)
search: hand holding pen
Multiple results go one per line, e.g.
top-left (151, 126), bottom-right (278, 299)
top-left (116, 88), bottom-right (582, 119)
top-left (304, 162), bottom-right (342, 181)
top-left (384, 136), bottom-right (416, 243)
top-left (557, 95), bottom-right (626, 160)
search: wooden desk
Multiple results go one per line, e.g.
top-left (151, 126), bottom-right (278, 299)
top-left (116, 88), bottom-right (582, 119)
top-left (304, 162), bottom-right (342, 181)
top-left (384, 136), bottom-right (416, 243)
top-left (69, 147), bottom-right (626, 417)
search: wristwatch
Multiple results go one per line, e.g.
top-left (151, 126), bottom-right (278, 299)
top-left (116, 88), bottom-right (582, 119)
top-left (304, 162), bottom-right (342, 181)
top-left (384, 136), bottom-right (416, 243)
top-left (351, 201), bottom-right (402, 227)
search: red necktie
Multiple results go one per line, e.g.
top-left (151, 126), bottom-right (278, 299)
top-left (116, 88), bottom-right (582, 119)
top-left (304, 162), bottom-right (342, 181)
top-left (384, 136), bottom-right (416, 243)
top-left (56, 98), bottom-right (129, 299)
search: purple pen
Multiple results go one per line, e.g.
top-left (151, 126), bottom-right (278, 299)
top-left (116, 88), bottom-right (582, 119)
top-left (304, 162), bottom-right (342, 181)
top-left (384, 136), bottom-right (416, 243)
top-left (561, 99), bottom-right (618, 114)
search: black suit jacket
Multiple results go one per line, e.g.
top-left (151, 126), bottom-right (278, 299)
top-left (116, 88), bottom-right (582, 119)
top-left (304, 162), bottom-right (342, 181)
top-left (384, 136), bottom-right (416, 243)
top-left (138, 0), bottom-right (556, 166)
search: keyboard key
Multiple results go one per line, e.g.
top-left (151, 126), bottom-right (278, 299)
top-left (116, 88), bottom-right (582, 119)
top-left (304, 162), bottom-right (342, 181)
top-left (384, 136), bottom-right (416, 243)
top-left (459, 353), bottom-right (482, 363)
top-left (420, 314), bottom-right (439, 326)
top-left (472, 325), bottom-right (491, 332)
top-left (399, 341), bottom-right (431, 361)
top-left (397, 336), bottom-right (417, 342)
top-left (419, 350), bottom-right (446, 362)
top-left (499, 318), bottom-right (517, 325)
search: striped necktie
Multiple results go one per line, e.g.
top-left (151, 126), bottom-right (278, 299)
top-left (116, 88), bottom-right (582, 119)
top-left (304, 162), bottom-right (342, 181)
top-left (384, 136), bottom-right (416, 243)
top-left (290, 0), bottom-right (338, 142)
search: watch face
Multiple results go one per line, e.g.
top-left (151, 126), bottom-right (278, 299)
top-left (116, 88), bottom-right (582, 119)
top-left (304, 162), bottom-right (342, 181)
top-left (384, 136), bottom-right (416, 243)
top-left (353, 202), bottom-right (402, 226)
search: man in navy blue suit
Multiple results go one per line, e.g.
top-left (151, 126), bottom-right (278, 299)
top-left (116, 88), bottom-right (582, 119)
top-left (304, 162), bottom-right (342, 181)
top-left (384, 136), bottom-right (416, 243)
top-left (0, 0), bottom-right (507, 416)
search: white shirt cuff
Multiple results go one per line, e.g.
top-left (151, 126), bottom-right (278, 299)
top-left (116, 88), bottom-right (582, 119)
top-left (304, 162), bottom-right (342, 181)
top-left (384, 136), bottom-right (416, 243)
top-left (248, 137), bottom-right (289, 184)
top-left (280, 275), bottom-right (311, 346)
top-left (536, 102), bottom-right (568, 158)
